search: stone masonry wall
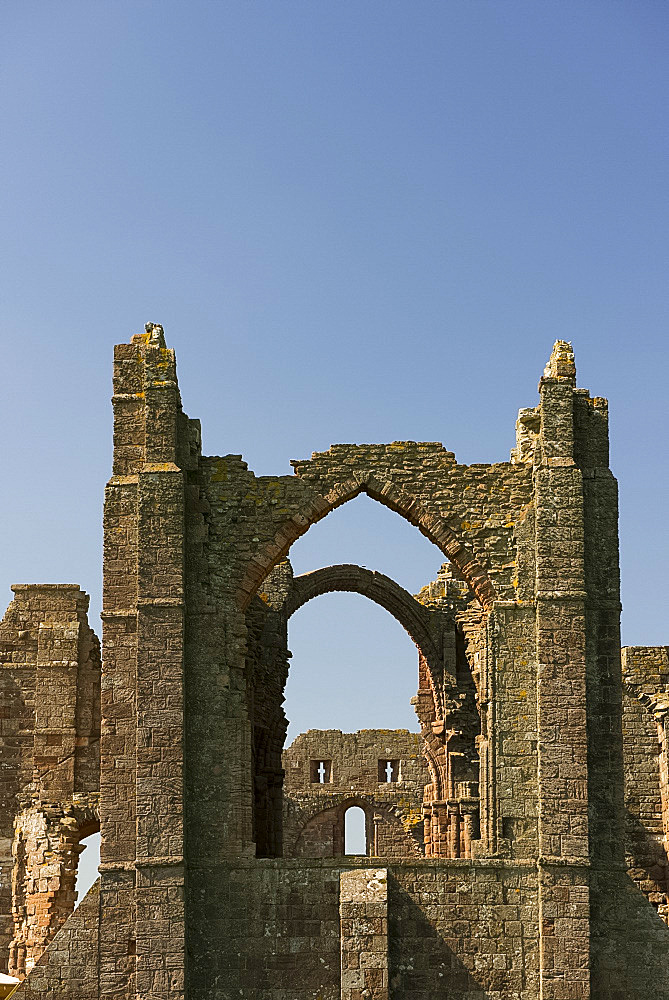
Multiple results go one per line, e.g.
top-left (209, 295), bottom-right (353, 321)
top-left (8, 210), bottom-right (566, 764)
top-left (10, 883), bottom-right (100, 1000)
top-left (187, 860), bottom-right (342, 1000)
top-left (184, 435), bottom-right (536, 874)
top-left (621, 646), bottom-right (669, 920)
top-left (0, 584), bottom-right (100, 979)
top-left (178, 340), bottom-right (545, 996)
top-left (590, 869), bottom-right (669, 1000)
top-left (101, 324), bottom-right (201, 1000)
top-left (175, 336), bottom-right (632, 998)
top-left (388, 861), bottom-right (540, 999)
top-left (414, 565), bottom-right (484, 859)
top-left (283, 730), bottom-right (427, 859)
top-left (245, 593), bottom-right (291, 858)
top-left (192, 858), bottom-right (541, 1000)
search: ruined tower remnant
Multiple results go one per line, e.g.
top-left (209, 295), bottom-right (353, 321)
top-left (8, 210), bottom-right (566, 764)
top-left (1, 327), bottom-right (668, 998)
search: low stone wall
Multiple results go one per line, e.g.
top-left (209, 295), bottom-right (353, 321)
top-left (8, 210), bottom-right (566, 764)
top-left (388, 862), bottom-right (539, 999)
top-left (188, 858), bottom-right (542, 1000)
top-left (13, 860), bottom-right (669, 1000)
top-left (187, 860), bottom-right (341, 1000)
top-left (340, 869), bottom-right (388, 1000)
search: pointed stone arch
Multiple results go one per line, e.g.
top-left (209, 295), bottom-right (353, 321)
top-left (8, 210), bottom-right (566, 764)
top-left (285, 563), bottom-right (445, 699)
top-left (236, 473), bottom-right (497, 611)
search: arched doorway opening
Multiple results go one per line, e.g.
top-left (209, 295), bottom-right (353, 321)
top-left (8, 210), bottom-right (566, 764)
top-left (251, 564), bottom-right (446, 859)
top-left (344, 806), bottom-right (367, 856)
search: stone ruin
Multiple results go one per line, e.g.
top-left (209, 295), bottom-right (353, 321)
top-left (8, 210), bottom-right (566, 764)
top-left (1, 327), bottom-right (668, 998)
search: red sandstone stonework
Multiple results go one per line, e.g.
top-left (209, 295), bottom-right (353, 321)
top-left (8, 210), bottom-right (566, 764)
top-left (1, 329), bottom-right (668, 998)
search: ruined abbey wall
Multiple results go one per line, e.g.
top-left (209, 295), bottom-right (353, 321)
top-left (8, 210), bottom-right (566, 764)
top-left (0, 585), bottom-right (100, 982)
top-left (1, 327), bottom-right (669, 999)
top-left (282, 729), bottom-right (427, 858)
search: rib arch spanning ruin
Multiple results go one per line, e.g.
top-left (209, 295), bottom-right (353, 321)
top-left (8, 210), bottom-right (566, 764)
top-left (1, 328), bottom-right (668, 998)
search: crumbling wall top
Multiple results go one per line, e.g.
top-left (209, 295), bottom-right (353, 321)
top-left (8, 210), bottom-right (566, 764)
top-left (542, 339), bottom-right (576, 382)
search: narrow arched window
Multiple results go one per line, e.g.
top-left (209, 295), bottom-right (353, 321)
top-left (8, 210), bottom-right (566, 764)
top-left (344, 806), bottom-right (367, 856)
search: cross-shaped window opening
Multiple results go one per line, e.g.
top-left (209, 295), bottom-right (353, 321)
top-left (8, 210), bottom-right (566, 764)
top-left (378, 759), bottom-right (399, 782)
top-left (310, 759), bottom-right (332, 783)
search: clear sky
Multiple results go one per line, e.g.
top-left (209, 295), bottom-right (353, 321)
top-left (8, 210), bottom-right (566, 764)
top-left (1, 1), bottom-right (668, 752)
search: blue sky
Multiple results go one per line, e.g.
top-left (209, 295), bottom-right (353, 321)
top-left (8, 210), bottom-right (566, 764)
top-left (1, 1), bottom-right (668, 744)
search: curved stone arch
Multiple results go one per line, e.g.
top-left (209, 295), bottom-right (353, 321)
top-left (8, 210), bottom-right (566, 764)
top-left (291, 793), bottom-right (423, 859)
top-left (285, 563), bottom-right (444, 698)
top-left (421, 738), bottom-right (445, 802)
top-left (290, 792), bottom-right (406, 830)
top-left (290, 794), bottom-right (372, 858)
top-left (73, 797), bottom-right (101, 843)
top-left (237, 473), bottom-right (497, 612)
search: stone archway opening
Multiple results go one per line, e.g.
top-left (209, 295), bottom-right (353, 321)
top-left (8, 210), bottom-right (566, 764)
top-left (344, 806), bottom-right (367, 856)
top-left (252, 557), bottom-right (486, 861)
top-left (242, 479), bottom-right (493, 864)
top-left (287, 491), bottom-right (449, 599)
top-left (250, 580), bottom-right (436, 859)
top-left (9, 806), bottom-right (101, 981)
top-left (250, 552), bottom-right (477, 861)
